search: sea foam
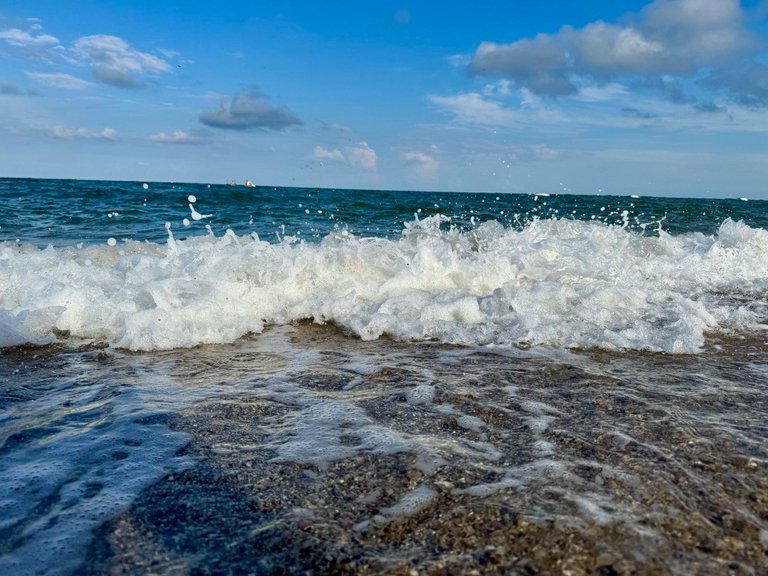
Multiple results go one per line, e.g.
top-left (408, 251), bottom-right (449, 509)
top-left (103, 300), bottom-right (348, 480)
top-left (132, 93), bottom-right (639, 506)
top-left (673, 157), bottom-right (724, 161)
top-left (1, 216), bottom-right (767, 353)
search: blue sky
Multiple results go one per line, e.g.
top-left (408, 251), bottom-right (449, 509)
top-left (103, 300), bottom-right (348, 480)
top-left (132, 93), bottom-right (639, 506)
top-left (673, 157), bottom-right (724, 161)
top-left (1, 0), bottom-right (768, 197)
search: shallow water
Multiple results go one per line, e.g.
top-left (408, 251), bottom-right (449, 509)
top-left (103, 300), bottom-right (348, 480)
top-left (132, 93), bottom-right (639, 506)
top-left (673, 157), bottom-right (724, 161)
top-left (2, 178), bottom-right (768, 573)
top-left (2, 324), bottom-right (767, 575)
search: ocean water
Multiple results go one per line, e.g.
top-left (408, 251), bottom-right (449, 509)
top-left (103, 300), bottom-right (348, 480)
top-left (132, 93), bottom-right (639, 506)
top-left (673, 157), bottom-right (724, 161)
top-left (1, 177), bottom-right (767, 574)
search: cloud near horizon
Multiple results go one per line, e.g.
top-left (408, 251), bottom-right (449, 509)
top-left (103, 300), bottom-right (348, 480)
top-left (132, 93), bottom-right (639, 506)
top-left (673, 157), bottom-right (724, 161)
top-left (403, 151), bottom-right (439, 180)
top-left (149, 130), bottom-right (208, 145)
top-left (199, 87), bottom-right (302, 131)
top-left (313, 146), bottom-right (345, 161)
top-left (468, 0), bottom-right (763, 105)
top-left (313, 142), bottom-right (378, 171)
top-left (345, 141), bottom-right (377, 171)
top-left (51, 125), bottom-right (117, 140)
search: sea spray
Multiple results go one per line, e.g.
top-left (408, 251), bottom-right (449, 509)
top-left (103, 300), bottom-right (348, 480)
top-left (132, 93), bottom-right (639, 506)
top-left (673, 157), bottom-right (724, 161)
top-left (2, 215), bottom-right (768, 352)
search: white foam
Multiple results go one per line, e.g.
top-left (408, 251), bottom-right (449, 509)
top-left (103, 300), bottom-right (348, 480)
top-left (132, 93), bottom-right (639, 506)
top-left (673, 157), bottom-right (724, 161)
top-left (455, 459), bottom-right (571, 497)
top-left (267, 398), bottom-right (413, 470)
top-left (2, 216), bottom-right (768, 353)
top-left (532, 439), bottom-right (556, 456)
top-left (526, 415), bottom-right (557, 434)
top-left (456, 414), bottom-right (486, 432)
top-left (572, 496), bottom-right (613, 525)
top-left (520, 400), bottom-right (562, 416)
top-left (405, 384), bottom-right (436, 406)
top-left (378, 485), bottom-right (437, 519)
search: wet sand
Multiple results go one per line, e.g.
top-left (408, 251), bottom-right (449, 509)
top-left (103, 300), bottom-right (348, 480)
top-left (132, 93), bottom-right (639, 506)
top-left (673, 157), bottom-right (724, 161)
top-left (62, 324), bottom-right (768, 575)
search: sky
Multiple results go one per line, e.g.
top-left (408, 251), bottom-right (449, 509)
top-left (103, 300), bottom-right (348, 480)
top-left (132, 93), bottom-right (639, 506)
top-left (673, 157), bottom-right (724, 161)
top-left (1, 0), bottom-right (768, 198)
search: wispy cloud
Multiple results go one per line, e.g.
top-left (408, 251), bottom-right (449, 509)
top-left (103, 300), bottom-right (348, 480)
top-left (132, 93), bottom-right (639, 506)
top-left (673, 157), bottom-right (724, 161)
top-left (312, 142), bottom-right (378, 171)
top-left (403, 150), bottom-right (439, 180)
top-left (199, 86), bottom-right (302, 131)
top-left (346, 141), bottom-right (377, 171)
top-left (148, 130), bottom-right (208, 145)
top-left (72, 35), bottom-right (171, 88)
top-left (428, 92), bottom-right (523, 127)
top-left (26, 71), bottom-right (92, 90)
top-left (51, 126), bottom-right (117, 140)
top-left (313, 146), bottom-right (344, 161)
top-left (0, 27), bottom-right (59, 48)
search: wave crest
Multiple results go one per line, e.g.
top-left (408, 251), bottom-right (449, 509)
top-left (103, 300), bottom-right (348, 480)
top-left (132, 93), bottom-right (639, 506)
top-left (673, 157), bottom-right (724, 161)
top-left (1, 216), bottom-right (767, 353)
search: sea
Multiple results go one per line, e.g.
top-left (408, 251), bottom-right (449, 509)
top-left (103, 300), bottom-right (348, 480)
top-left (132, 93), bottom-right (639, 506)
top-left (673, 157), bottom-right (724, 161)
top-left (1, 177), bottom-right (767, 575)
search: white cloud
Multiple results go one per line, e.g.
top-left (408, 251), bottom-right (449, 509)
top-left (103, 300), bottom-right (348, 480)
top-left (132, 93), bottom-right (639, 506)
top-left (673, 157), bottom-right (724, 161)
top-left (2, 24), bottom-right (174, 89)
top-left (149, 130), bottom-right (205, 145)
top-left (313, 142), bottom-right (378, 171)
top-left (72, 35), bottom-right (170, 88)
top-left (346, 141), bottom-right (377, 170)
top-left (429, 92), bottom-right (520, 126)
top-left (403, 151), bottom-right (439, 180)
top-left (0, 27), bottom-right (59, 48)
top-left (26, 72), bottom-right (92, 90)
top-left (447, 54), bottom-right (471, 68)
top-left (51, 126), bottom-right (117, 140)
top-left (574, 83), bottom-right (630, 102)
top-left (313, 146), bottom-right (344, 161)
top-left (482, 80), bottom-right (513, 97)
top-left (157, 48), bottom-right (180, 59)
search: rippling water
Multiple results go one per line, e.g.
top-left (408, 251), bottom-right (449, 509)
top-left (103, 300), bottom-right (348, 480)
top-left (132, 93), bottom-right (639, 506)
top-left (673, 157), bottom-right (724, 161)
top-left (1, 178), bottom-right (767, 574)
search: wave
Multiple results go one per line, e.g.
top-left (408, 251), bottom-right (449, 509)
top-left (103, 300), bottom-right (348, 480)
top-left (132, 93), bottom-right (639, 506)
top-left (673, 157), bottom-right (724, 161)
top-left (2, 215), bottom-right (767, 353)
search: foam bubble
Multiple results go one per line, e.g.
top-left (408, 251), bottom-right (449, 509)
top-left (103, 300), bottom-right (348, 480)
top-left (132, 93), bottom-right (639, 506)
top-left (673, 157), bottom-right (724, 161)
top-left (378, 485), bottom-right (437, 519)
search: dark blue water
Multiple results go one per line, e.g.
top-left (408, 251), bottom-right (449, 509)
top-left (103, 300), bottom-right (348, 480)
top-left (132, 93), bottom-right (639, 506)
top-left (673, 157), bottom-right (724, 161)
top-left (2, 177), bottom-right (765, 247)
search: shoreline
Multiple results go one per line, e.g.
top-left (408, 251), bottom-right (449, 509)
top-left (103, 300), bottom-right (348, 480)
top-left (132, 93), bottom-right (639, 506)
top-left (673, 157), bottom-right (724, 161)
top-left (53, 325), bottom-right (768, 574)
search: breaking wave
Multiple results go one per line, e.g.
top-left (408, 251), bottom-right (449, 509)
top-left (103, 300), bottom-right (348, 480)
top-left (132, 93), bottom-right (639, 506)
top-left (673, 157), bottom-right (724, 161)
top-left (2, 215), bottom-right (768, 353)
